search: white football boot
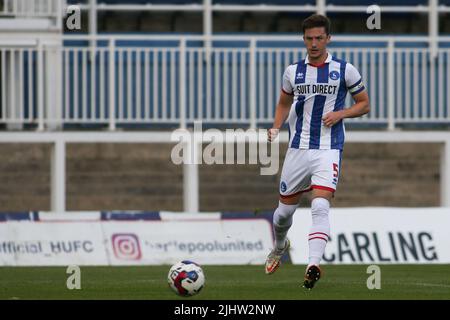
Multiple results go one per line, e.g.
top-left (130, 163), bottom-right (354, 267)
top-left (265, 238), bottom-right (290, 275)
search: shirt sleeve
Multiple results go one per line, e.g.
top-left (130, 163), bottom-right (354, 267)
top-left (281, 66), bottom-right (294, 95)
top-left (345, 63), bottom-right (366, 96)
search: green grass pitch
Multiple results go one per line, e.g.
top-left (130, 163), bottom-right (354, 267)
top-left (0, 264), bottom-right (449, 300)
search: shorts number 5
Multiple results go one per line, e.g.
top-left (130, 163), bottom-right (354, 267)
top-left (333, 163), bottom-right (339, 178)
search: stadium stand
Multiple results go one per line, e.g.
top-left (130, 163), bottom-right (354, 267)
top-left (65, 0), bottom-right (439, 34)
top-left (0, 0), bottom-right (449, 213)
top-left (0, 142), bottom-right (440, 211)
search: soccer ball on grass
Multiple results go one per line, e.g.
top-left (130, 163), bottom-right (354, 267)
top-left (167, 260), bottom-right (205, 297)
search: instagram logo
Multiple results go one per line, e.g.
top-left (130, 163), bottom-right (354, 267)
top-left (111, 234), bottom-right (142, 260)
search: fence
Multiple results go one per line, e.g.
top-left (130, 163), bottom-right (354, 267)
top-left (0, 35), bottom-right (450, 130)
top-left (0, 0), bottom-right (61, 18)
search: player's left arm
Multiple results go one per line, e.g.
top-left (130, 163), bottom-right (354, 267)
top-left (323, 63), bottom-right (370, 128)
top-left (323, 91), bottom-right (370, 127)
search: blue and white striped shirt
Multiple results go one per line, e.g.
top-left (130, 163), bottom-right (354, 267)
top-left (282, 53), bottom-right (365, 150)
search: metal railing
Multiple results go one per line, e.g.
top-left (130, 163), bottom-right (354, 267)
top-left (1, 35), bottom-right (450, 130)
top-left (74, 0), bottom-right (448, 62)
top-left (0, 0), bottom-right (60, 18)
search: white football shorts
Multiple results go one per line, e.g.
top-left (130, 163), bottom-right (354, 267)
top-left (279, 148), bottom-right (342, 200)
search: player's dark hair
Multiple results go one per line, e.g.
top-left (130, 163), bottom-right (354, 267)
top-left (302, 14), bottom-right (331, 35)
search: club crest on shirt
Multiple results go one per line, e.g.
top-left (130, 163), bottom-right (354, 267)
top-left (280, 181), bottom-right (287, 193)
top-left (329, 70), bottom-right (340, 80)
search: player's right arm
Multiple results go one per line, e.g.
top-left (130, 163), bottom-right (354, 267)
top-left (269, 91), bottom-right (294, 142)
top-left (269, 66), bottom-right (295, 142)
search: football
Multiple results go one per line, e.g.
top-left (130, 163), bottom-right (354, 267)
top-left (167, 260), bottom-right (205, 296)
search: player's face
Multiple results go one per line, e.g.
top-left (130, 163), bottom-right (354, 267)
top-left (303, 27), bottom-right (330, 60)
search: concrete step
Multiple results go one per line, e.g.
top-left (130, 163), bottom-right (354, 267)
top-left (0, 142), bottom-right (441, 212)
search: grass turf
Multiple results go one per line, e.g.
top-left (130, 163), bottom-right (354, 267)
top-left (0, 264), bottom-right (449, 300)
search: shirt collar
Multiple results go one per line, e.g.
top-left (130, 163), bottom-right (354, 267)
top-left (305, 52), bottom-right (332, 66)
